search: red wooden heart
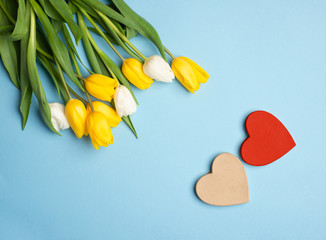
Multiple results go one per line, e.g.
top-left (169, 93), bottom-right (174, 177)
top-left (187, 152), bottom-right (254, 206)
top-left (241, 111), bottom-right (296, 166)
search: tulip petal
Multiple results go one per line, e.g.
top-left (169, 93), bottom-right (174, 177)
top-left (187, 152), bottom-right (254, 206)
top-left (114, 85), bottom-right (137, 117)
top-left (172, 57), bottom-right (200, 93)
top-left (85, 74), bottom-right (118, 101)
top-left (49, 103), bottom-right (70, 131)
top-left (181, 57), bottom-right (210, 83)
top-left (65, 99), bottom-right (87, 138)
top-left (87, 111), bottom-right (114, 150)
top-left (143, 55), bottom-right (174, 83)
top-left (122, 58), bottom-right (153, 90)
top-left (87, 101), bottom-right (122, 128)
top-left (85, 82), bottom-right (114, 102)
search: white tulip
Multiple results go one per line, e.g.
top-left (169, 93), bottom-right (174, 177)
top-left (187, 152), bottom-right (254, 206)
top-left (114, 85), bottom-right (137, 117)
top-left (143, 55), bottom-right (175, 82)
top-left (49, 103), bottom-right (70, 131)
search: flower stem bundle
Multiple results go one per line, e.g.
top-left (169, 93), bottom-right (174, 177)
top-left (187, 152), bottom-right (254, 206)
top-left (0, 0), bottom-right (210, 150)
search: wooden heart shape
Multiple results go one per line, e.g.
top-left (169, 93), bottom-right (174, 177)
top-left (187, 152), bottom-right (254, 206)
top-left (241, 111), bottom-right (296, 166)
top-left (196, 153), bottom-right (249, 206)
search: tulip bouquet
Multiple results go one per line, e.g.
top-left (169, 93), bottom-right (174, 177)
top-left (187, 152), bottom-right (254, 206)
top-left (0, 0), bottom-right (210, 150)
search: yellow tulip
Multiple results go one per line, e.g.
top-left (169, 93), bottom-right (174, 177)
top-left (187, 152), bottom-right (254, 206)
top-left (171, 57), bottom-right (210, 93)
top-left (84, 74), bottom-right (118, 101)
top-left (87, 111), bottom-right (114, 150)
top-left (65, 99), bottom-right (88, 138)
top-left (86, 101), bottom-right (121, 128)
top-left (122, 58), bottom-right (153, 90)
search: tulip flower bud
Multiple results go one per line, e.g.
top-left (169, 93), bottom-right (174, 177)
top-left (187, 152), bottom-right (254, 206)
top-left (114, 85), bottom-right (137, 117)
top-left (65, 99), bottom-right (88, 138)
top-left (143, 55), bottom-right (175, 83)
top-left (86, 101), bottom-right (122, 128)
top-left (87, 111), bottom-right (114, 150)
top-left (49, 103), bottom-right (70, 131)
top-left (84, 74), bottom-right (118, 102)
top-left (171, 57), bottom-right (210, 93)
top-left (122, 58), bottom-right (153, 90)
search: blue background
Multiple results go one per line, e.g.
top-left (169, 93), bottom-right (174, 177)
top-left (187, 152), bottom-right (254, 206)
top-left (0, 0), bottom-right (326, 239)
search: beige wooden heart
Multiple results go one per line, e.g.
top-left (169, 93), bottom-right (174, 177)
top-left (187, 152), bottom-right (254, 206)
top-left (196, 153), bottom-right (249, 206)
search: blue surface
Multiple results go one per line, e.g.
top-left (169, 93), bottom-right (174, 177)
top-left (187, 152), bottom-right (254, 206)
top-left (0, 0), bottom-right (326, 239)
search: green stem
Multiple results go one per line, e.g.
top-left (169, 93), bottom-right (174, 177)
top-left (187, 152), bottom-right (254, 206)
top-left (0, 3), bottom-right (50, 61)
top-left (68, 44), bottom-right (95, 111)
top-left (67, 85), bottom-right (87, 105)
top-left (79, 8), bottom-right (125, 61)
top-left (0, 1), bottom-right (15, 24)
top-left (0, 24), bottom-right (14, 33)
top-left (164, 46), bottom-right (175, 59)
top-left (68, 46), bottom-right (83, 78)
top-left (96, 10), bottom-right (147, 61)
top-left (103, 61), bottom-right (119, 83)
top-left (75, 73), bottom-right (84, 81)
top-left (54, 57), bottom-right (72, 99)
top-left (85, 92), bottom-right (94, 111)
top-left (88, 24), bottom-right (143, 62)
top-left (85, 26), bottom-right (118, 82)
top-left (36, 42), bottom-right (54, 60)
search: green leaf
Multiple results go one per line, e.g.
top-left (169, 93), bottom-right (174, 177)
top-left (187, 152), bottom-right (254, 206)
top-left (62, 24), bottom-right (79, 58)
top-left (77, 11), bottom-right (102, 74)
top-left (52, 19), bottom-right (63, 33)
top-left (0, 0), bottom-right (17, 22)
top-left (82, 28), bottom-right (113, 76)
top-left (36, 22), bottom-right (53, 54)
top-left (61, 23), bottom-right (92, 74)
top-left (47, 0), bottom-right (82, 44)
top-left (37, 54), bottom-right (70, 103)
top-left (19, 1), bottom-right (32, 129)
top-left (0, 8), bottom-right (19, 88)
top-left (111, 0), bottom-right (166, 60)
top-left (122, 116), bottom-right (138, 138)
top-left (76, 0), bottom-right (129, 26)
top-left (94, 51), bottom-right (110, 76)
top-left (125, 27), bottom-right (138, 40)
top-left (0, 24), bottom-right (14, 36)
top-left (9, 0), bottom-right (28, 40)
top-left (78, 0), bottom-right (166, 60)
top-left (37, 54), bottom-right (61, 100)
top-left (38, 0), bottom-right (64, 21)
top-left (27, 7), bottom-right (59, 135)
top-left (0, 40), bottom-right (20, 88)
top-left (0, 1), bottom-right (27, 40)
top-left (68, 1), bottom-right (78, 14)
top-left (90, 16), bottom-right (143, 62)
top-left (87, 26), bottom-right (118, 45)
top-left (71, 0), bottom-right (100, 19)
top-left (30, 0), bottom-right (83, 91)
top-left (111, 99), bottom-right (138, 139)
